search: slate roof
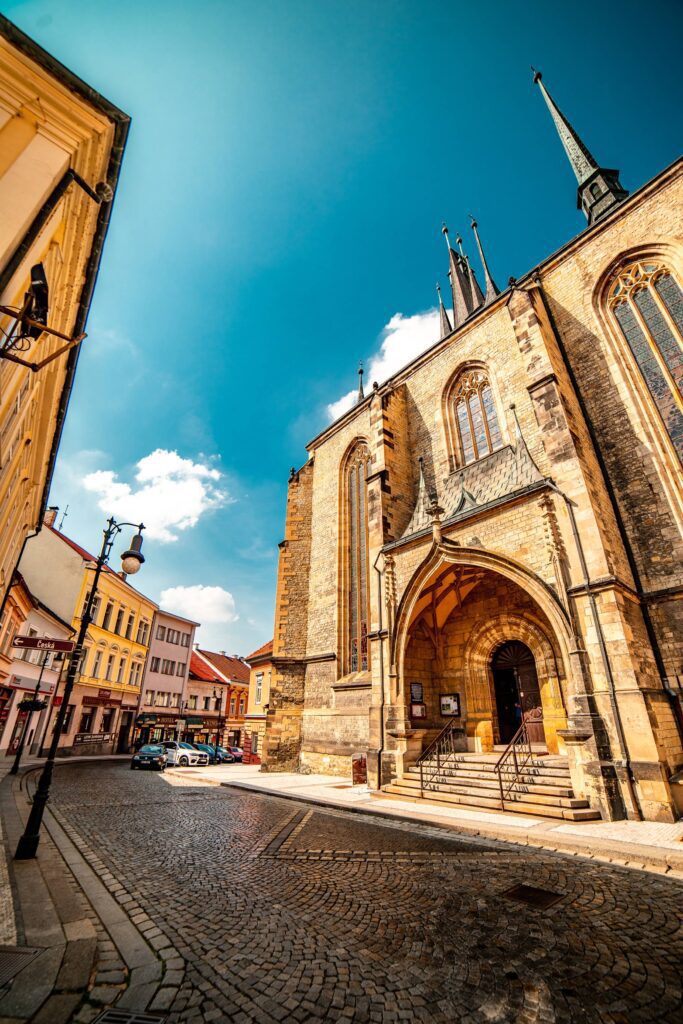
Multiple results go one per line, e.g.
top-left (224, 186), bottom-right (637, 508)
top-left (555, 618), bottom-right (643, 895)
top-left (401, 437), bottom-right (545, 541)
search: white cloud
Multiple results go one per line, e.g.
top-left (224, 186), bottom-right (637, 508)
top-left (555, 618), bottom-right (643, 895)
top-left (82, 448), bottom-right (228, 543)
top-left (326, 307), bottom-right (443, 420)
top-left (159, 584), bottom-right (239, 625)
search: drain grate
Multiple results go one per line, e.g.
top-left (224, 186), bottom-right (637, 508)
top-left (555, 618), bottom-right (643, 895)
top-left (94, 1011), bottom-right (167, 1024)
top-left (502, 883), bottom-right (565, 910)
top-left (0, 946), bottom-right (41, 986)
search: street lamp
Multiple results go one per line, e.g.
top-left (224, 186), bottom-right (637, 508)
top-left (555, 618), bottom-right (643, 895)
top-left (213, 686), bottom-right (223, 760)
top-left (15, 517), bottom-right (145, 860)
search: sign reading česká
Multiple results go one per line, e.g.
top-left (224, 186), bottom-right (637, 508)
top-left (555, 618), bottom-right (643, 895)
top-left (12, 636), bottom-right (75, 653)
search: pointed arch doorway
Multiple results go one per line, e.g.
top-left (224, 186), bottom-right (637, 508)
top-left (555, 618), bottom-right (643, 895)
top-left (491, 640), bottom-right (545, 747)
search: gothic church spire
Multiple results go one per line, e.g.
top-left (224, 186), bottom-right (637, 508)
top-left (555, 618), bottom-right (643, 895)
top-left (532, 68), bottom-right (628, 226)
top-left (469, 216), bottom-right (499, 304)
top-left (457, 234), bottom-right (484, 311)
top-left (442, 224), bottom-right (471, 328)
top-left (436, 283), bottom-right (452, 338)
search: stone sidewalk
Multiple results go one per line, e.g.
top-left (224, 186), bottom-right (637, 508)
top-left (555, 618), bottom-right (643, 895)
top-left (177, 762), bottom-right (683, 876)
top-left (0, 757), bottom-right (176, 1023)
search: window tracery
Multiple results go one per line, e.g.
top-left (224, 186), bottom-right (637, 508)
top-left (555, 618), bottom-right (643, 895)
top-left (344, 443), bottom-right (370, 672)
top-left (453, 370), bottom-right (502, 465)
top-left (608, 260), bottom-right (683, 459)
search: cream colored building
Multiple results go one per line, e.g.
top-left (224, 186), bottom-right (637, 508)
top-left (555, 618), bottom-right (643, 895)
top-left (244, 639), bottom-right (273, 763)
top-left (0, 15), bottom-right (129, 607)
top-left (262, 75), bottom-right (683, 823)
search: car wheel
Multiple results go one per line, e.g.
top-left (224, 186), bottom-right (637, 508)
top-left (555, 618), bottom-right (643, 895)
top-left (179, 756), bottom-right (189, 766)
top-left (130, 764), bottom-right (136, 770)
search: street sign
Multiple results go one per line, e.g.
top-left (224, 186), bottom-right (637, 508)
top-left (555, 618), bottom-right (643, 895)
top-left (12, 636), bottom-right (75, 653)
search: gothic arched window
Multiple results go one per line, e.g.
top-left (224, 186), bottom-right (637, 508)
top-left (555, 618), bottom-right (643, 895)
top-left (344, 443), bottom-right (371, 672)
top-left (608, 260), bottom-right (683, 459)
top-left (453, 369), bottom-right (502, 465)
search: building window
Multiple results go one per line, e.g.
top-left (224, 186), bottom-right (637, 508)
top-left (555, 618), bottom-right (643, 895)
top-left (608, 260), bottom-right (683, 460)
top-left (125, 613), bottom-right (135, 640)
top-left (181, 633), bottom-right (190, 647)
top-left (79, 709), bottom-right (94, 734)
top-left (453, 369), bottom-right (502, 465)
top-left (203, 696), bottom-right (211, 711)
top-left (251, 731), bottom-right (259, 755)
top-left (101, 603), bottom-right (114, 631)
top-left (188, 695), bottom-right (197, 710)
top-left (62, 704), bottom-right (75, 734)
top-left (105, 654), bottom-right (115, 681)
top-left (102, 708), bottom-right (115, 733)
top-left (114, 609), bottom-right (124, 634)
top-left (150, 657), bottom-right (160, 673)
top-left (130, 661), bottom-right (142, 687)
top-left (344, 442), bottom-right (371, 673)
top-left (91, 649), bottom-right (103, 678)
top-left (176, 662), bottom-right (185, 677)
top-left (239, 698), bottom-right (245, 715)
top-left (230, 697), bottom-right (236, 715)
top-left (255, 672), bottom-right (263, 705)
top-left (145, 690), bottom-right (155, 705)
top-left (116, 658), bottom-right (127, 684)
top-left (162, 659), bottom-right (175, 675)
top-left (157, 625), bottom-right (166, 641)
top-left (136, 620), bottom-right (149, 645)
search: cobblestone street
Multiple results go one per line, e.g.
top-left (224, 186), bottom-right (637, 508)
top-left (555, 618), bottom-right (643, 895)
top-left (41, 762), bottom-right (683, 1023)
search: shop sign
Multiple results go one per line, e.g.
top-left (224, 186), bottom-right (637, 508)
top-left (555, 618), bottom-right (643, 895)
top-left (440, 692), bottom-right (461, 717)
top-left (186, 716), bottom-right (203, 725)
top-left (83, 695), bottom-right (122, 708)
top-left (98, 688), bottom-right (111, 699)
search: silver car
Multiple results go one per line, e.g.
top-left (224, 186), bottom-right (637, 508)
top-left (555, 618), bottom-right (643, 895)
top-left (160, 740), bottom-right (209, 767)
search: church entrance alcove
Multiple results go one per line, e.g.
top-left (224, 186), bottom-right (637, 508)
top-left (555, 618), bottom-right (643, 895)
top-left (491, 640), bottom-right (544, 747)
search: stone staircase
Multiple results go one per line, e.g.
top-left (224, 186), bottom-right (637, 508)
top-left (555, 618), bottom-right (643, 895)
top-left (383, 752), bottom-right (601, 821)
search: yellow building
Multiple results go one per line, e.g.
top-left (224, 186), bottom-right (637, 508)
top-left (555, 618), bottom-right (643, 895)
top-left (0, 15), bottom-right (129, 608)
top-left (19, 513), bottom-right (156, 754)
top-left (243, 640), bottom-right (273, 763)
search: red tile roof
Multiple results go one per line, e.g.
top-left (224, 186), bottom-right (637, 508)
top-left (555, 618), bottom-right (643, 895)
top-left (189, 650), bottom-right (250, 685)
top-left (246, 639), bottom-right (274, 662)
top-left (189, 650), bottom-right (221, 682)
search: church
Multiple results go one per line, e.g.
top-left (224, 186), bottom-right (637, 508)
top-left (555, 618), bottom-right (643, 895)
top-left (261, 72), bottom-right (683, 823)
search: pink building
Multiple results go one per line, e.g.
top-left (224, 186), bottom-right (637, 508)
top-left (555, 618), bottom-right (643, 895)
top-left (135, 609), bottom-right (199, 743)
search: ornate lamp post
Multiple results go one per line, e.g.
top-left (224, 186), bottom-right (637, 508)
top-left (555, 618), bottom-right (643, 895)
top-left (213, 686), bottom-right (224, 760)
top-left (15, 517), bottom-right (145, 860)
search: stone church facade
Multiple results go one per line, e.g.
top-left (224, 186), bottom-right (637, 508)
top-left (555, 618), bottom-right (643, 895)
top-left (262, 73), bottom-right (683, 823)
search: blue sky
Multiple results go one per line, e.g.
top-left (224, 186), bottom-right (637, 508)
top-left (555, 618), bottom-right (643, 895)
top-left (5, 0), bottom-right (682, 652)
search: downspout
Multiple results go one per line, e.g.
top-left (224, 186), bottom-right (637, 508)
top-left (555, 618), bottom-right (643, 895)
top-left (533, 280), bottom-right (681, 743)
top-left (547, 480), bottom-right (642, 820)
top-left (373, 551), bottom-right (386, 788)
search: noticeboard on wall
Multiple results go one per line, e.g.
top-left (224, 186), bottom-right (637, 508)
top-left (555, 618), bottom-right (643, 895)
top-left (410, 681), bottom-right (424, 703)
top-left (440, 692), bottom-right (461, 717)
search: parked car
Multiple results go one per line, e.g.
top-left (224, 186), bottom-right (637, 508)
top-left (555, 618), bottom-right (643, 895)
top-left (228, 746), bottom-right (243, 762)
top-left (160, 741), bottom-right (209, 767)
top-left (217, 746), bottom-right (236, 763)
top-left (194, 742), bottom-right (221, 764)
top-left (131, 744), bottom-right (167, 771)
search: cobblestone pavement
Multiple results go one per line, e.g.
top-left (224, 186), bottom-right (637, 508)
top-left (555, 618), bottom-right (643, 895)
top-left (50, 763), bottom-right (683, 1024)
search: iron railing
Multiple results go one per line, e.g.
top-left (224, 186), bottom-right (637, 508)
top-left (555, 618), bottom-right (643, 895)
top-left (417, 719), bottom-right (462, 792)
top-left (494, 715), bottom-right (540, 809)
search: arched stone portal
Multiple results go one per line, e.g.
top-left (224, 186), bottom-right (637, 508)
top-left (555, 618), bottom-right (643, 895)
top-left (390, 543), bottom-right (571, 761)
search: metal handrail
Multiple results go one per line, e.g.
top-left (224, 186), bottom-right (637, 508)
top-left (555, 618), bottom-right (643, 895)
top-left (494, 716), bottom-right (539, 808)
top-left (417, 719), bottom-right (461, 793)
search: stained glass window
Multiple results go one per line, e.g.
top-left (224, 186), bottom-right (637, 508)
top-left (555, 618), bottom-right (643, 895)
top-left (453, 370), bottom-right (503, 465)
top-left (346, 444), bottom-right (370, 672)
top-left (609, 261), bottom-right (683, 461)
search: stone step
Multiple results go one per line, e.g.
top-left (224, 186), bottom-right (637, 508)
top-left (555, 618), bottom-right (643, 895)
top-left (405, 768), bottom-right (575, 798)
top-left (409, 763), bottom-right (572, 786)
top-left (397, 774), bottom-right (587, 808)
top-left (383, 782), bottom-right (601, 821)
top-left (416, 756), bottom-right (571, 779)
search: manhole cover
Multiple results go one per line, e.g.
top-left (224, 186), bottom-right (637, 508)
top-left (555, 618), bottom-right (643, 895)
top-left (94, 1010), bottom-right (167, 1023)
top-left (0, 946), bottom-right (41, 986)
top-left (502, 883), bottom-right (564, 909)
